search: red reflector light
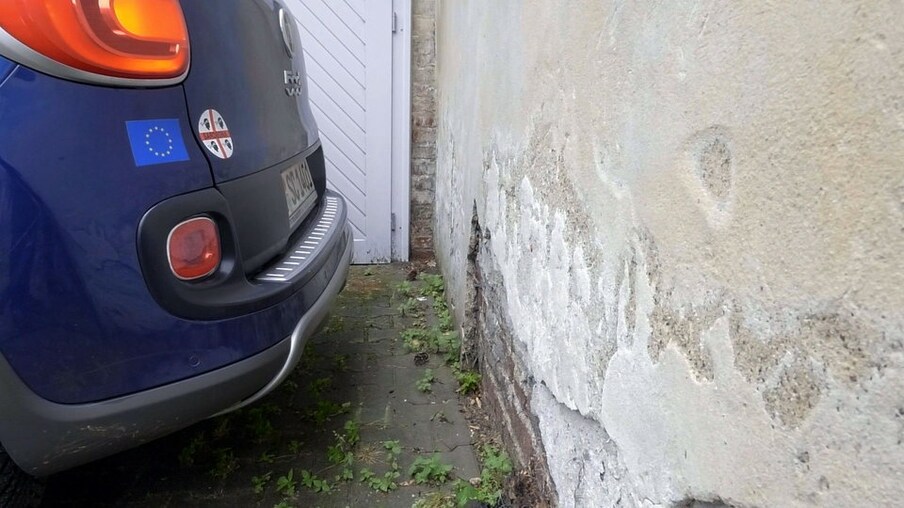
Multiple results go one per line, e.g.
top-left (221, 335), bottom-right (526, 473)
top-left (167, 217), bottom-right (220, 281)
top-left (0, 0), bottom-right (190, 81)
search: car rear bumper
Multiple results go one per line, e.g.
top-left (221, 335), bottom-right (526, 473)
top-left (0, 224), bottom-right (352, 477)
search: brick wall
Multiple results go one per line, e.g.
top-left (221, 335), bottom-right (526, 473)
top-left (410, 0), bottom-right (436, 259)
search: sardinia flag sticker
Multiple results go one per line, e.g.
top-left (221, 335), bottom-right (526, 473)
top-left (198, 109), bottom-right (234, 159)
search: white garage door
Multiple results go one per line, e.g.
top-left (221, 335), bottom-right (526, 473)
top-left (286, 0), bottom-right (404, 263)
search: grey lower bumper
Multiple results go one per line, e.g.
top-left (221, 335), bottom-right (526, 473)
top-left (0, 224), bottom-right (353, 477)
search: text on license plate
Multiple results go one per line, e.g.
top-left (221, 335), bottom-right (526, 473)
top-left (281, 161), bottom-right (316, 229)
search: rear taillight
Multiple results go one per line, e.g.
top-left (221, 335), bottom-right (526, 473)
top-left (167, 217), bottom-right (220, 281)
top-left (0, 0), bottom-right (189, 83)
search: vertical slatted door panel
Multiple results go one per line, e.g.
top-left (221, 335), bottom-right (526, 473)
top-left (287, 0), bottom-right (393, 263)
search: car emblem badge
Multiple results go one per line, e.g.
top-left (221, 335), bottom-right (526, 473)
top-left (279, 8), bottom-right (295, 57)
top-left (284, 70), bottom-right (303, 97)
top-left (197, 109), bottom-right (234, 159)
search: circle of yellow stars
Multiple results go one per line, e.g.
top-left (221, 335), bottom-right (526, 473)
top-left (145, 126), bottom-right (174, 158)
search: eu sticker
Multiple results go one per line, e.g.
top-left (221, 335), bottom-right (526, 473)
top-left (125, 119), bottom-right (190, 167)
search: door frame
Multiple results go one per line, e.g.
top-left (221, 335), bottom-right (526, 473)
top-left (362, 0), bottom-right (393, 264)
top-left (390, 0), bottom-right (411, 262)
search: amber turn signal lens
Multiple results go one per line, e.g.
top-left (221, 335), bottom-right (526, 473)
top-left (0, 0), bottom-right (189, 80)
top-left (167, 217), bottom-right (221, 281)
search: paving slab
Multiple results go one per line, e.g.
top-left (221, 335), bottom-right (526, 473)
top-left (41, 265), bottom-right (480, 508)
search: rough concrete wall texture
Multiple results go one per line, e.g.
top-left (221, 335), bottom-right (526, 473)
top-left (410, 0), bottom-right (438, 258)
top-left (434, 1), bottom-right (904, 507)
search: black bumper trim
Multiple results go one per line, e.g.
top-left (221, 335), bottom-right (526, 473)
top-left (137, 188), bottom-right (348, 320)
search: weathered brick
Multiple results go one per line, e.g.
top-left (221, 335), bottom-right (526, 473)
top-left (412, 0), bottom-right (435, 17)
top-left (409, 0), bottom-right (437, 258)
top-left (411, 144), bottom-right (437, 161)
top-left (412, 126), bottom-right (436, 144)
top-left (412, 15), bottom-right (435, 36)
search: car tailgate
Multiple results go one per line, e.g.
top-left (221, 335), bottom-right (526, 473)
top-left (180, 0), bottom-right (318, 183)
top-left (180, 0), bottom-right (324, 273)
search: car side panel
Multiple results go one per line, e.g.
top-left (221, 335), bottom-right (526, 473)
top-left (0, 66), bottom-right (216, 403)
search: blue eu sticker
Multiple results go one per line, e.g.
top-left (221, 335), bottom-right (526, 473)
top-left (125, 119), bottom-right (190, 167)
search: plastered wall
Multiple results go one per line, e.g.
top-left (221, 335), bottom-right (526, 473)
top-left (433, 1), bottom-right (904, 506)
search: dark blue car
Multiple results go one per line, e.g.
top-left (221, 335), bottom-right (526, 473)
top-left (0, 0), bottom-right (351, 502)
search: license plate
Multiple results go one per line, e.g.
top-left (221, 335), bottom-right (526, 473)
top-left (281, 161), bottom-right (316, 230)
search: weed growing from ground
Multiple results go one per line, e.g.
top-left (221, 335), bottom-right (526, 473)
top-left (326, 419), bottom-right (360, 483)
top-left (416, 369), bottom-right (436, 393)
top-left (397, 297), bottom-right (422, 317)
top-left (439, 331), bottom-right (461, 364)
top-left (402, 326), bottom-right (460, 358)
top-left (401, 327), bottom-right (432, 352)
top-left (403, 273), bottom-right (485, 399)
top-left (342, 420), bottom-right (360, 446)
top-left (396, 280), bottom-right (413, 298)
top-left (453, 445), bottom-right (513, 506)
top-left (178, 432), bottom-right (206, 467)
top-left (455, 370), bottom-right (481, 395)
top-left (383, 440), bottom-right (402, 465)
top-left (412, 491), bottom-right (455, 508)
top-left (358, 439), bottom-right (404, 493)
top-left (326, 445), bottom-right (354, 467)
top-left (436, 304), bottom-right (454, 332)
top-left (418, 273), bottom-right (444, 299)
top-left (326, 445), bottom-right (355, 467)
top-left (408, 453), bottom-right (454, 485)
top-left (359, 468), bottom-right (400, 492)
top-left (306, 400), bottom-right (351, 424)
top-left (321, 315), bottom-right (346, 334)
top-left (309, 376), bottom-right (332, 397)
top-left (209, 448), bottom-right (238, 480)
top-left (245, 407), bottom-right (276, 443)
top-left (332, 353), bottom-right (349, 371)
top-left (211, 416), bottom-right (232, 439)
top-left (275, 469), bottom-right (297, 496)
top-left (251, 472), bottom-right (272, 494)
top-left (337, 466), bottom-right (354, 482)
top-left (300, 469), bottom-right (331, 493)
top-left (299, 343), bottom-right (318, 370)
